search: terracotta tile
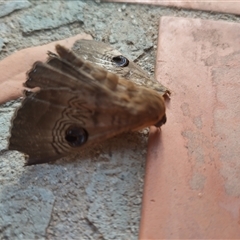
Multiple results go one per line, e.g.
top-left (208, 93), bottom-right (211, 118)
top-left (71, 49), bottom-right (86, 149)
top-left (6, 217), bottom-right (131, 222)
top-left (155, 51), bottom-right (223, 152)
top-left (140, 16), bottom-right (240, 239)
top-left (104, 0), bottom-right (240, 15)
top-left (0, 34), bottom-right (92, 105)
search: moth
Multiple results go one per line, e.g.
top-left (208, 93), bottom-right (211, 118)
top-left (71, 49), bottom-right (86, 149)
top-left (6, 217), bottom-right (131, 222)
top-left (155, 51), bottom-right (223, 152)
top-left (8, 40), bottom-right (170, 165)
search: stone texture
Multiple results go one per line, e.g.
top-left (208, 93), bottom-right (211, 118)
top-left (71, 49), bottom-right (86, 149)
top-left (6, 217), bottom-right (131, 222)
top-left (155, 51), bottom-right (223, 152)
top-left (0, 38), bottom-right (4, 51)
top-left (0, 186), bottom-right (55, 239)
top-left (140, 16), bottom-right (240, 239)
top-left (0, 0), bottom-right (30, 18)
top-left (19, 1), bottom-right (85, 33)
top-left (108, 20), bottom-right (153, 60)
top-left (86, 156), bottom-right (143, 239)
top-left (1, 1), bottom-right (240, 239)
top-left (104, 0), bottom-right (240, 15)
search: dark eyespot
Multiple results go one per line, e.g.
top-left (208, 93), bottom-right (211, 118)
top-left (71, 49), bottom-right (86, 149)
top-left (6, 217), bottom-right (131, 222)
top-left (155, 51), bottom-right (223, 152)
top-left (65, 126), bottom-right (88, 147)
top-left (154, 114), bottom-right (167, 128)
top-left (112, 55), bottom-right (129, 67)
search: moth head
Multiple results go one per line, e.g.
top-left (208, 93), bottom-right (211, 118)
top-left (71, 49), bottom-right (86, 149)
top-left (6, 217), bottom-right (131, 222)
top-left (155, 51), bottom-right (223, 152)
top-left (112, 55), bottom-right (129, 67)
top-left (65, 125), bottom-right (88, 147)
top-left (154, 114), bottom-right (167, 128)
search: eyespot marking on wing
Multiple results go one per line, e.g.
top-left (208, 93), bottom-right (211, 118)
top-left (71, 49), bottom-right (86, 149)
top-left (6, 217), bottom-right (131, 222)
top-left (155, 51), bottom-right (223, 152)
top-left (65, 125), bottom-right (88, 147)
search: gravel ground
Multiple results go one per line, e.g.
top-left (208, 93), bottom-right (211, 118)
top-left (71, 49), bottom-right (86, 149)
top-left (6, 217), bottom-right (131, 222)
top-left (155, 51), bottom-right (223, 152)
top-left (0, 1), bottom-right (240, 239)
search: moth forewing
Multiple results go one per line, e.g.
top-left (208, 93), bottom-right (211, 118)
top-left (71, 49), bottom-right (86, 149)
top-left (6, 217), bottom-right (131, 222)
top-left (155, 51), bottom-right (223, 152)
top-left (73, 40), bottom-right (171, 97)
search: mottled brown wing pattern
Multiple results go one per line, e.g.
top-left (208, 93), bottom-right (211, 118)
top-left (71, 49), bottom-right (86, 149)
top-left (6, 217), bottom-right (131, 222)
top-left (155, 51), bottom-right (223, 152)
top-left (8, 41), bottom-right (167, 165)
top-left (73, 40), bottom-right (171, 97)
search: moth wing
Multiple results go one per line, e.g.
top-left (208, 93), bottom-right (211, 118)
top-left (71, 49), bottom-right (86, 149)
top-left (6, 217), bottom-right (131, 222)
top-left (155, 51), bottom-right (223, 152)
top-left (7, 88), bottom-right (133, 165)
top-left (9, 45), bottom-right (166, 165)
top-left (72, 39), bottom-right (171, 96)
top-left (9, 87), bottom-right (165, 165)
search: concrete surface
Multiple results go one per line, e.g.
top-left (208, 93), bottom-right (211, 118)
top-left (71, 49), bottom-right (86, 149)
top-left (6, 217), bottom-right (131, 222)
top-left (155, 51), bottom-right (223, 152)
top-left (1, 0), bottom-right (240, 239)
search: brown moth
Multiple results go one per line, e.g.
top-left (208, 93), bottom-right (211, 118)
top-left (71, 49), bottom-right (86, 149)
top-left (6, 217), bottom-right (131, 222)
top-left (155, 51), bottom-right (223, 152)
top-left (8, 40), bottom-right (170, 165)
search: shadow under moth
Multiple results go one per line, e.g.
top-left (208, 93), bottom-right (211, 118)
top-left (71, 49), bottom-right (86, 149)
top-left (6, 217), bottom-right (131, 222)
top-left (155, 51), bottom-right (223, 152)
top-left (8, 40), bottom-right (170, 165)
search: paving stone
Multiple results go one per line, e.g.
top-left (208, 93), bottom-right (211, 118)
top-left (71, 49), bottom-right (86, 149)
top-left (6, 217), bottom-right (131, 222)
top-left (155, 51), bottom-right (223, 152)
top-left (140, 16), bottom-right (240, 239)
top-left (105, 0), bottom-right (240, 15)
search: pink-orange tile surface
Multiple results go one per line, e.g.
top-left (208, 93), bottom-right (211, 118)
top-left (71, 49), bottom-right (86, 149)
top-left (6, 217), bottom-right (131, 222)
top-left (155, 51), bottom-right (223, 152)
top-left (105, 0), bottom-right (240, 15)
top-left (0, 34), bottom-right (92, 105)
top-left (140, 16), bottom-right (240, 239)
